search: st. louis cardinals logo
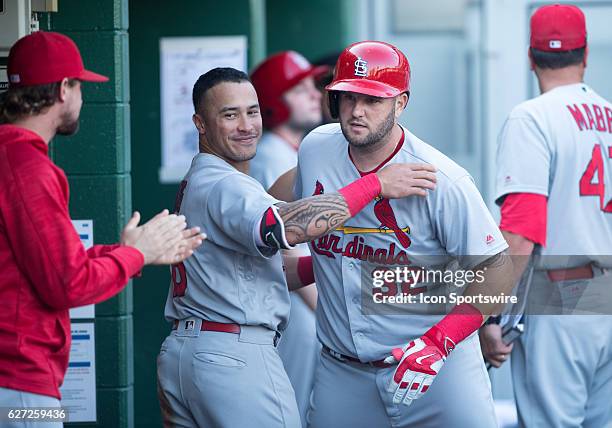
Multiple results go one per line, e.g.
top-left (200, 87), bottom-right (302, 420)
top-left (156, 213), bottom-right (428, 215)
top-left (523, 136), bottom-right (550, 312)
top-left (372, 197), bottom-right (411, 248)
top-left (313, 180), bottom-right (324, 195)
top-left (336, 197), bottom-right (411, 248)
top-left (354, 57), bottom-right (368, 77)
top-left (310, 181), bottom-right (412, 264)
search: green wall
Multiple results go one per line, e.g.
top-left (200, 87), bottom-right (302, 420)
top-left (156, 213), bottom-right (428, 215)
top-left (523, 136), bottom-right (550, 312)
top-left (265, 0), bottom-right (351, 62)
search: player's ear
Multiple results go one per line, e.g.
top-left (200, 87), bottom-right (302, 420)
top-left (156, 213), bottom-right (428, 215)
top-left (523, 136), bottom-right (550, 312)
top-left (395, 93), bottom-right (409, 117)
top-left (583, 45), bottom-right (589, 68)
top-left (528, 48), bottom-right (535, 71)
top-left (192, 113), bottom-right (206, 135)
top-left (57, 77), bottom-right (71, 103)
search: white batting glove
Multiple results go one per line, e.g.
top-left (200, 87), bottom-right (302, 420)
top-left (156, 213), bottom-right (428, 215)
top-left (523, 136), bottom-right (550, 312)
top-left (386, 304), bottom-right (484, 406)
top-left (385, 334), bottom-right (447, 406)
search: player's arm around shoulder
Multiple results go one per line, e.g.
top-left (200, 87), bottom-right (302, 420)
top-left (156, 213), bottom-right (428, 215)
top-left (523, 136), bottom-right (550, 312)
top-left (275, 162), bottom-right (438, 246)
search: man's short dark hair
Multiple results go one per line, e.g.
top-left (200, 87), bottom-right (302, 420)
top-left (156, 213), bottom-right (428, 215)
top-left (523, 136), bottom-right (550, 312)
top-left (0, 79), bottom-right (78, 124)
top-left (192, 67), bottom-right (250, 114)
top-left (530, 46), bottom-right (586, 70)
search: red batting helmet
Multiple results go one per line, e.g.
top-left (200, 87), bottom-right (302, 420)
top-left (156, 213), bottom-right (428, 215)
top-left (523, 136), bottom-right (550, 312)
top-left (251, 51), bottom-right (326, 129)
top-left (326, 41), bottom-right (411, 118)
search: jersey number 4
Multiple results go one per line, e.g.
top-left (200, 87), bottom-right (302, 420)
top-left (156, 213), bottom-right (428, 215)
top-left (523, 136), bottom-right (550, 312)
top-left (579, 144), bottom-right (612, 212)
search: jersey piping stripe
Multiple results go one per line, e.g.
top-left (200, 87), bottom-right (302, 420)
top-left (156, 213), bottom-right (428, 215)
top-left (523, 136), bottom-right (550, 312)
top-left (349, 128), bottom-right (405, 176)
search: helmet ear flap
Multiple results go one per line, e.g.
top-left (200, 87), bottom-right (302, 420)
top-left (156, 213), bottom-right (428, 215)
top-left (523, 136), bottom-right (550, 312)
top-left (328, 91), bottom-right (340, 119)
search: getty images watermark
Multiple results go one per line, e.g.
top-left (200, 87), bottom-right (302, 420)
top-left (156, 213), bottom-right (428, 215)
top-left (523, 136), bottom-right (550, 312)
top-left (370, 265), bottom-right (518, 305)
top-left (359, 255), bottom-right (612, 316)
top-left (372, 266), bottom-right (518, 305)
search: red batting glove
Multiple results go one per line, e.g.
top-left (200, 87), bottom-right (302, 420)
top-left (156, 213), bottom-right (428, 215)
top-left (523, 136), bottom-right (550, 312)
top-left (385, 329), bottom-right (447, 406)
top-left (385, 303), bottom-right (483, 406)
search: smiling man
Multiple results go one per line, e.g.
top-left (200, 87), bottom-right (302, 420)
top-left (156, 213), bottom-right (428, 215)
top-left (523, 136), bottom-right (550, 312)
top-left (155, 67), bottom-right (437, 427)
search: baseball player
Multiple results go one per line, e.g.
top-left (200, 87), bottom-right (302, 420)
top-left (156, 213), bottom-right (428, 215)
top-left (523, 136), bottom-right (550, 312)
top-left (0, 31), bottom-right (203, 425)
top-left (480, 5), bottom-right (612, 427)
top-left (156, 67), bottom-right (436, 428)
top-left (249, 51), bottom-right (324, 426)
top-left (289, 41), bottom-right (515, 427)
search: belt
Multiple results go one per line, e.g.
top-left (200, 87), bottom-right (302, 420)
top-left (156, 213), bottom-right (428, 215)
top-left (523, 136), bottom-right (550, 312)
top-left (322, 345), bottom-right (393, 368)
top-left (546, 264), bottom-right (595, 282)
top-left (172, 320), bottom-right (281, 346)
top-left (173, 320), bottom-right (241, 334)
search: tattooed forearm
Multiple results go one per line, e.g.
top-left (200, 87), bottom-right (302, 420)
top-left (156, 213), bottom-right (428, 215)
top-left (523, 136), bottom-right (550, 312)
top-left (463, 249), bottom-right (514, 316)
top-left (278, 194), bottom-right (350, 244)
top-left (474, 249), bottom-right (509, 270)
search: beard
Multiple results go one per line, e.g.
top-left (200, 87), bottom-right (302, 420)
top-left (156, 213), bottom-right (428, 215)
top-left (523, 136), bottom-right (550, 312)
top-left (341, 106), bottom-right (395, 148)
top-left (56, 112), bottom-right (80, 136)
top-left (228, 147), bottom-right (257, 162)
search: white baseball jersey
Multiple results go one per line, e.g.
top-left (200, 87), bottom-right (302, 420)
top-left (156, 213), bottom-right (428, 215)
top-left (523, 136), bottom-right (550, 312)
top-left (496, 83), bottom-right (612, 264)
top-left (295, 123), bottom-right (507, 361)
top-left (250, 132), bottom-right (298, 189)
top-left (163, 153), bottom-right (290, 332)
top-left (497, 84), bottom-right (612, 428)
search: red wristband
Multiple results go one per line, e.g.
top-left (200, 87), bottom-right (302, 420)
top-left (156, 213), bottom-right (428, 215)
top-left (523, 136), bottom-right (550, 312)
top-left (297, 256), bottom-right (315, 286)
top-left (338, 173), bottom-right (382, 216)
top-left (424, 303), bottom-right (483, 356)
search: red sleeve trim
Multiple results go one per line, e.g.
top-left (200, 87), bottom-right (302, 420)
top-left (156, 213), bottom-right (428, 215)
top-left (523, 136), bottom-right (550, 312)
top-left (350, 128), bottom-right (405, 176)
top-left (499, 193), bottom-right (547, 246)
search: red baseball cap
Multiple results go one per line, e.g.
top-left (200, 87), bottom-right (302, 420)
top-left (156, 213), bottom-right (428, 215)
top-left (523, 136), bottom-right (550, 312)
top-left (251, 51), bottom-right (327, 128)
top-left (530, 4), bottom-right (587, 52)
top-left (7, 31), bottom-right (109, 87)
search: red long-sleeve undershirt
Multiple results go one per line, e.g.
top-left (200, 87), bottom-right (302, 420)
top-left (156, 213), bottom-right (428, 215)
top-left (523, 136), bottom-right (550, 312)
top-left (0, 124), bottom-right (144, 398)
